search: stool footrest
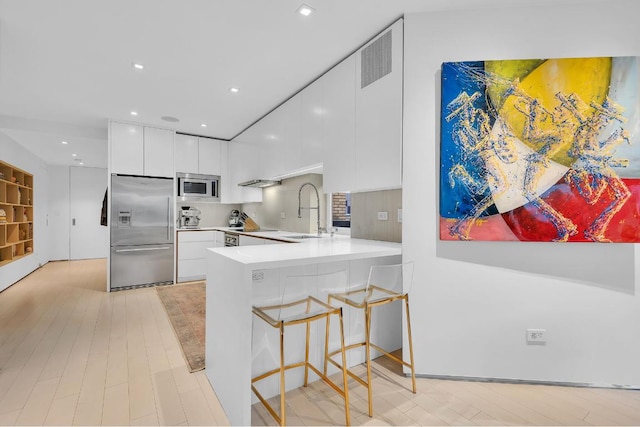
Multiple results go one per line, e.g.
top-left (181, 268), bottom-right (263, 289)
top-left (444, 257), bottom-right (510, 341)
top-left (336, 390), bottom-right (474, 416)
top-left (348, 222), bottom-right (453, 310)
top-left (369, 343), bottom-right (413, 369)
top-left (251, 361), bottom-right (306, 384)
top-left (327, 357), bottom-right (369, 387)
top-left (252, 361), bottom-right (349, 425)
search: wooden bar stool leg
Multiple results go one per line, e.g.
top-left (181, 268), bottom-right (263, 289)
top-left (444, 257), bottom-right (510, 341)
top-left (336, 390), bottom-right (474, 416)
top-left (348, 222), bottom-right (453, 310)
top-left (405, 295), bottom-right (416, 393)
top-left (338, 309), bottom-right (351, 426)
top-left (279, 325), bottom-right (286, 426)
top-left (364, 304), bottom-right (373, 417)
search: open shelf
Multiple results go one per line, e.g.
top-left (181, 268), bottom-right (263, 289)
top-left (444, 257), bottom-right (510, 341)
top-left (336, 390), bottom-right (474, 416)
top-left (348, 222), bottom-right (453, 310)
top-left (0, 160), bottom-right (34, 267)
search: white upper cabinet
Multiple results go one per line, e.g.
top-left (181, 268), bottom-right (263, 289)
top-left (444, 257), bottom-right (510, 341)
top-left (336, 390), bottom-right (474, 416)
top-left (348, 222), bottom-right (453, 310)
top-left (198, 138), bottom-right (222, 176)
top-left (273, 94), bottom-right (302, 178)
top-left (174, 134), bottom-right (199, 173)
top-left (223, 126), bottom-right (262, 204)
top-left (110, 121), bottom-right (174, 178)
top-left (110, 121), bottom-right (144, 176)
top-left (143, 126), bottom-right (174, 178)
top-left (227, 19), bottom-right (403, 196)
top-left (322, 56), bottom-right (356, 193)
top-left (175, 134), bottom-right (223, 176)
top-left (354, 19), bottom-right (403, 191)
top-left (300, 80), bottom-right (324, 168)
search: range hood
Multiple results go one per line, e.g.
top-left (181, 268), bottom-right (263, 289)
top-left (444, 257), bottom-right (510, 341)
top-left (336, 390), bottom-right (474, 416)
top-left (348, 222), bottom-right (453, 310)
top-left (237, 179), bottom-right (282, 188)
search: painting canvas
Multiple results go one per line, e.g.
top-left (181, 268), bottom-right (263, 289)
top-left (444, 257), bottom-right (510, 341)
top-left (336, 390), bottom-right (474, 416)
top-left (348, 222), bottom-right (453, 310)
top-left (440, 57), bottom-right (640, 242)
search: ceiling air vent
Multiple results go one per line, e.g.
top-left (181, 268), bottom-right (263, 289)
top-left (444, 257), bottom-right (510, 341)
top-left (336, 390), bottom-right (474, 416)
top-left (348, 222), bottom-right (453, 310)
top-left (361, 29), bottom-right (392, 88)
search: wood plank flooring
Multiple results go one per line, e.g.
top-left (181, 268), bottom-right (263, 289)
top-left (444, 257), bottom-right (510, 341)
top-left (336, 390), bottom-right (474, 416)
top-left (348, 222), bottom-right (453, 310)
top-left (1, 259), bottom-right (639, 426)
top-left (0, 259), bottom-right (227, 426)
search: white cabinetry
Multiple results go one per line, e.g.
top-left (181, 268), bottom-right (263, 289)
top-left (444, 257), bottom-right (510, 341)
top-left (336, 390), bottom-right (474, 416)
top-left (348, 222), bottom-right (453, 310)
top-left (174, 134), bottom-right (199, 173)
top-left (322, 56), bottom-right (356, 193)
top-left (177, 230), bottom-right (224, 282)
top-left (238, 235), bottom-right (265, 246)
top-left (199, 139), bottom-right (222, 176)
top-left (144, 127), bottom-right (175, 178)
top-left (223, 136), bottom-right (262, 204)
top-left (110, 122), bottom-right (144, 176)
top-left (109, 121), bottom-right (174, 178)
top-left (175, 134), bottom-right (223, 176)
top-left (227, 19), bottom-right (403, 195)
top-left (300, 78), bottom-right (324, 168)
top-left (354, 20), bottom-right (403, 191)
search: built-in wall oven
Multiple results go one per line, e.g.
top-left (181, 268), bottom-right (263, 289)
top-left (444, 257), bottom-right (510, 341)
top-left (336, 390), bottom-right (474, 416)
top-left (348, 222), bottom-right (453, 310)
top-left (224, 233), bottom-right (239, 247)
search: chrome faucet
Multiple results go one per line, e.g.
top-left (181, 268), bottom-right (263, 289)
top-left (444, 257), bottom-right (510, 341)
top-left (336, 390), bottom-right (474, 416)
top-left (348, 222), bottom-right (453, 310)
top-left (297, 182), bottom-right (321, 236)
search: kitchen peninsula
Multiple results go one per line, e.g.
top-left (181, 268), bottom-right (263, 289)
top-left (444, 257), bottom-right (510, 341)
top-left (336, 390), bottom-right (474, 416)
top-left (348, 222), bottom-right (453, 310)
top-left (205, 235), bottom-right (402, 425)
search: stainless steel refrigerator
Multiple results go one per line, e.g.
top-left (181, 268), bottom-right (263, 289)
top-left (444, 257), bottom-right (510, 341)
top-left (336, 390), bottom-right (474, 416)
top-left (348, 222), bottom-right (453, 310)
top-left (110, 174), bottom-right (174, 290)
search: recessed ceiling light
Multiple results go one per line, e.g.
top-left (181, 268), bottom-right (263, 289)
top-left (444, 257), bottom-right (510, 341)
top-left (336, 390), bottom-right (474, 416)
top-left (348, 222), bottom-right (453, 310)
top-left (130, 111), bottom-right (138, 116)
top-left (161, 116), bottom-right (180, 122)
top-left (79, 162), bottom-right (84, 165)
top-left (230, 87), bottom-right (239, 93)
top-left (296, 4), bottom-right (314, 16)
top-left (132, 62), bottom-right (144, 70)
top-left (61, 141), bottom-right (68, 145)
top-left (72, 153), bottom-right (77, 157)
top-left (201, 123), bottom-right (207, 128)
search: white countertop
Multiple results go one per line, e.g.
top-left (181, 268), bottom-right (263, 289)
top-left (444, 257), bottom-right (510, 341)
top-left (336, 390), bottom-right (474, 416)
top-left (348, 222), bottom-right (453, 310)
top-left (207, 235), bottom-right (401, 269)
top-left (177, 227), bottom-right (226, 232)
top-left (177, 226), bottom-right (336, 243)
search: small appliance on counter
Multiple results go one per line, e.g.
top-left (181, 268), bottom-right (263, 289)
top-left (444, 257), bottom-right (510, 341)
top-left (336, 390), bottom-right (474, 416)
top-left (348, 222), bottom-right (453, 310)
top-left (179, 206), bottom-right (201, 229)
top-left (228, 209), bottom-right (243, 229)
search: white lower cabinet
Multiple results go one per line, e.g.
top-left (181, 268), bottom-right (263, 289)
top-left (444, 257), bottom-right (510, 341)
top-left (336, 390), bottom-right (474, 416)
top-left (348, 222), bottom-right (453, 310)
top-left (239, 235), bottom-right (265, 246)
top-left (177, 230), bottom-right (223, 282)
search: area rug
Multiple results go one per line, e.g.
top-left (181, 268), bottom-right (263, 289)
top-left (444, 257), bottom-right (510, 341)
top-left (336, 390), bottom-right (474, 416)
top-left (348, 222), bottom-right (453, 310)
top-left (156, 282), bottom-right (205, 372)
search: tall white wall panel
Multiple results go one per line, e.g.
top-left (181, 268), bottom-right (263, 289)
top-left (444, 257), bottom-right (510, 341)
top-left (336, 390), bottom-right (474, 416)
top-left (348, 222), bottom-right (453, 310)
top-left (403, 0), bottom-right (640, 387)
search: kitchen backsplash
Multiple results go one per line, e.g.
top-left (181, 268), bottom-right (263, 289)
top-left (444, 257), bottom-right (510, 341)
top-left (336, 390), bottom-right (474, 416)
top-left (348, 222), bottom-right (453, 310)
top-left (177, 201), bottom-right (242, 228)
top-left (242, 174), bottom-right (325, 234)
top-left (350, 189), bottom-right (402, 243)
top-left (177, 169), bottom-right (402, 241)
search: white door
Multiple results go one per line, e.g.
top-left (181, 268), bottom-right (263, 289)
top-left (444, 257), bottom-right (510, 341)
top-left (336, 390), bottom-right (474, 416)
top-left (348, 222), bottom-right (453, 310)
top-left (70, 166), bottom-right (109, 259)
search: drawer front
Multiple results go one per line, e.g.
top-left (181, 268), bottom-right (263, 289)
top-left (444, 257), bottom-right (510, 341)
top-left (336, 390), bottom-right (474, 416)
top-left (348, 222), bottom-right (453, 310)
top-left (177, 230), bottom-right (216, 243)
top-left (178, 241), bottom-right (214, 260)
top-left (177, 258), bottom-right (206, 282)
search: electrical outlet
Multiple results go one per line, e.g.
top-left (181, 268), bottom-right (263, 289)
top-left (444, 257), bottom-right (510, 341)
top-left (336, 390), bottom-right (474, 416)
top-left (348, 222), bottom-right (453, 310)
top-left (377, 211), bottom-right (388, 221)
top-left (526, 329), bottom-right (546, 344)
top-left (280, 211), bottom-right (286, 219)
top-left (252, 271), bottom-right (264, 281)
top-left (397, 209), bottom-right (403, 223)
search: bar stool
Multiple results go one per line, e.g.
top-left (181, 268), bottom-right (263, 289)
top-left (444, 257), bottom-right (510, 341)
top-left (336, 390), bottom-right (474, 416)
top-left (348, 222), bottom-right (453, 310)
top-left (251, 270), bottom-right (351, 426)
top-left (325, 262), bottom-right (416, 417)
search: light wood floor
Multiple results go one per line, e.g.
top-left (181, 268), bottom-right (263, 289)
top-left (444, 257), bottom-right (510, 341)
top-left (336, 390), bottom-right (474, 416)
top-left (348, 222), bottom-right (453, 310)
top-left (1, 260), bottom-right (639, 426)
top-left (0, 259), bottom-right (228, 426)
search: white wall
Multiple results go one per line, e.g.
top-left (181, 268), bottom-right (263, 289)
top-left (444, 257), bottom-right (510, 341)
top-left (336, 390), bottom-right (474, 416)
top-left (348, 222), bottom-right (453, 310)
top-left (404, 0), bottom-right (640, 387)
top-left (48, 165), bottom-right (70, 260)
top-left (0, 131), bottom-right (49, 291)
top-left (48, 166), bottom-right (109, 260)
top-left (69, 166), bottom-right (108, 259)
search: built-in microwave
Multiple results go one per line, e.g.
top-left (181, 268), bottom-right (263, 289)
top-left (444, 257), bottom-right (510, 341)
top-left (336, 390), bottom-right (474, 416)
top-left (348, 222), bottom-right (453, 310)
top-left (177, 172), bottom-right (220, 201)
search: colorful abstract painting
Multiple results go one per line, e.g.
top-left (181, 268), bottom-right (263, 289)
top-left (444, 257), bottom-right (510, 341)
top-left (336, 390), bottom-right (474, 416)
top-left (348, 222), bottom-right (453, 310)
top-left (440, 57), bottom-right (640, 242)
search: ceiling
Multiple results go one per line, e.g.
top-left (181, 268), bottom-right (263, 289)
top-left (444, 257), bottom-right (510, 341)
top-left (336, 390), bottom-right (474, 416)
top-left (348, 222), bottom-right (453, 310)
top-left (0, 0), bottom-right (583, 168)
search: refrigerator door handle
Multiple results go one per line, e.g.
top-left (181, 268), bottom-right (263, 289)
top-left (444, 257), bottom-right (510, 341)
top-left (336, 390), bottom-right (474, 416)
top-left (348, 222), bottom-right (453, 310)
top-left (167, 197), bottom-right (171, 241)
top-left (115, 247), bottom-right (171, 253)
